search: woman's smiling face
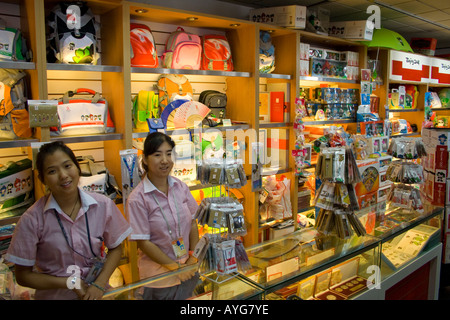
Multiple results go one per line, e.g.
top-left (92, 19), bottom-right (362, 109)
top-left (143, 141), bottom-right (174, 179)
top-left (41, 149), bottom-right (80, 198)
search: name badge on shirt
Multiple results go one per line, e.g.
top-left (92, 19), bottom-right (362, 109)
top-left (172, 237), bottom-right (187, 259)
top-left (85, 258), bottom-right (105, 284)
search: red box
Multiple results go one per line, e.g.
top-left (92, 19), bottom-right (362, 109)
top-left (435, 145), bottom-right (448, 171)
top-left (270, 91), bottom-right (284, 122)
top-left (422, 170), bottom-right (446, 206)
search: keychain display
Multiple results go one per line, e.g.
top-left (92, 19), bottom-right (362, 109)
top-left (292, 97), bottom-right (311, 177)
top-left (195, 235), bottom-right (251, 276)
top-left (315, 208), bottom-right (366, 238)
top-left (197, 158), bottom-right (246, 188)
top-left (386, 162), bottom-right (424, 184)
top-left (313, 145), bottom-right (366, 239)
top-left (315, 147), bottom-right (361, 184)
top-left (387, 137), bottom-right (426, 159)
top-left (388, 184), bottom-right (424, 213)
top-left (314, 181), bottom-right (359, 212)
top-left (195, 197), bottom-right (246, 236)
top-left (385, 137), bottom-right (426, 214)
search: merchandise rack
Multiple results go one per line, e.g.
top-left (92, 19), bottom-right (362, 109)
top-left (0, 0), bottom-right (448, 291)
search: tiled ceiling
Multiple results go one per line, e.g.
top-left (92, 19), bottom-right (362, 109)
top-left (219, 0), bottom-right (450, 55)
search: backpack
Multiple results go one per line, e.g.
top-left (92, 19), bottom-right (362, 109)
top-left (199, 90), bottom-right (227, 119)
top-left (130, 23), bottom-right (158, 67)
top-left (155, 74), bottom-right (193, 111)
top-left (201, 34), bottom-right (233, 71)
top-left (0, 69), bottom-right (32, 139)
top-left (50, 88), bottom-right (115, 136)
top-left (259, 31), bottom-right (275, 74)
top-left (47, 1), bottom-right (100, 64)
top-left (132, 90), bottom-right (159, 131)
top-left (0, 18), bottom-right (31, 61)
top-left (163, 27), bottom-right (201, 70)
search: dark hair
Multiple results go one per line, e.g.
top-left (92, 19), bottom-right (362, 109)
top-left (36, 141), bottom-right (81, 182)
top-left (142, 132), bottom-right (175, 172)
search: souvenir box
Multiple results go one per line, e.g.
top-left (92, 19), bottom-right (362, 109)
top-left (249, 5), bottom-right (306, 29)
top-left (328, 20), bottom-right (374, 41)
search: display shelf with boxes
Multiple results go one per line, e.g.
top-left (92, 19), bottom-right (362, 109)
top-left (368, 49), bottom-right (450, 138)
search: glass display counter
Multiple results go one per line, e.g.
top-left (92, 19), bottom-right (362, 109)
top-left (103, 204), bottom-right (443, 300)
top-left (378, 205), bottom-right (442, 280)
top-left (240, 227), bottom-right (379, 293)
top-left (239, 203), bottom-right (443, 300)
top-left (102, 264), bottom-right (263, 300)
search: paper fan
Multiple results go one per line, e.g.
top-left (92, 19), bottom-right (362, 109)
top-left (160, 99), bottom-right (190, 128)
top-left (165, 101), bottom-right (210, 129)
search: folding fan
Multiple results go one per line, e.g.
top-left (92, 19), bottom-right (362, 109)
top-left (160, 99), bottom-right (189, 128)
top-left (163, 100), bottom-right (211, 129)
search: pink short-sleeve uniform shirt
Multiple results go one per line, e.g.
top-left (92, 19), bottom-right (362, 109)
top-left (5, 188), bottom-right (132, 300)
top-left (127, 176), bottom-right (198, 286)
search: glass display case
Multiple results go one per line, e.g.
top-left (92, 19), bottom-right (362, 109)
top-left (102, 204), bottom-right (443, 300)
top-left (240, 227), bottom-right (379, 299)
top-left (378, 205), bottom-right (442, 280)
top-left (102, 264), bottom-right (263, 300)
top-left (239, 203), bottom-right (443, 300)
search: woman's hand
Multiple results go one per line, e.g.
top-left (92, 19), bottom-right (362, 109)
top-left (82, 282), bottom-right (106, 300)
top-left (73, 280), bottom-right (105, 300)
top-left (185, 255), bottom-right (198, 266)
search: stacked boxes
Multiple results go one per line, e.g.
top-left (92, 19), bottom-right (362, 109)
top-left (328, 20), bottom-right (374, 41)
top-left (421, 128), bottom-right (450, 206)
top-left (299, 42), bottom-right (310, 76)
top-left (308, 47), bottom-right (359, 80)
top-left (249, 5), bottom-right (307, 29)
top-left (421, 128), bottom-right (450, 263)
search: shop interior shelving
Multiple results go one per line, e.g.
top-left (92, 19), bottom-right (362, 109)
top-left (1, 0), bottom-right (449, 289)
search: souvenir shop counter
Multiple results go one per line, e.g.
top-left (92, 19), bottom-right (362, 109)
top-left (103, 203), bottom-right (443, 300)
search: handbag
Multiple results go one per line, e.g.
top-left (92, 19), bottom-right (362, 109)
top-left (77, 155), bottom-right (121, 203)
top-left (51, 88), bottom-right (115, 136)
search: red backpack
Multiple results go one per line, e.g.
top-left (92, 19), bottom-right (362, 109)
top-left (201, 34), bottom-right (234, 71)
top-left (130, 23), bottom-right (158, 67)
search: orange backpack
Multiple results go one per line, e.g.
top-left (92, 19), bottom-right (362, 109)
top-left (155, 74), bottom-right (193, 111)
top-left (0, 69), bottom-right (32, 139)
top-left (201, 34), bottom-right (234, 71)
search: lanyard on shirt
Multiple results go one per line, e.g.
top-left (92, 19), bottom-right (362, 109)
top-left (151, 191), bottom-right (181, 241)
top-left (54, 210), bottom-right (98, 260)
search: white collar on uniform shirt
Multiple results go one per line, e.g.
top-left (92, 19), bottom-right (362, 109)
top-left (43, 187), bottom-right (98, 216)
top-left (143, 175), bottom-right (175, 194)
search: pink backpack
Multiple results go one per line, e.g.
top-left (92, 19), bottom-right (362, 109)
top-left (163, 27), bottom-right (201, 70)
